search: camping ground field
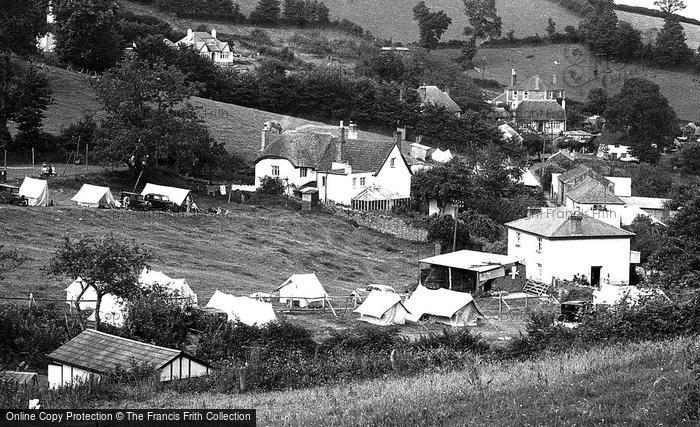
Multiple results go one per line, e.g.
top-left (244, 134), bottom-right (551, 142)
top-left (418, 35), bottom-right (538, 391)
top-left (96, 337), bottom-right (697, 424)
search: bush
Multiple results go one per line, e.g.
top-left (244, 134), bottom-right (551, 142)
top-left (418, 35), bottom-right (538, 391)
top-left (257, 176), bottom-right (286, 195)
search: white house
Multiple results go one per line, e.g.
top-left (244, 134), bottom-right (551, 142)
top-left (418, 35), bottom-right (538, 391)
top-left (47, 329), bottom-right (212, 389)
top-left (167, 29), bottom-right (234, 65)
top-left (506, 209), bottom-right (636, 286)
top-left (255, 122), bottom-right (412, 210)
top-left (37, 3), bottom-right (56, 52)
top-left (598, 144), bottom-right (639, 162)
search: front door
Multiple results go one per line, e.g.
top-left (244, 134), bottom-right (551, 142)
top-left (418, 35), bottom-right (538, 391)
top-left (590, 266), bottom-right (602, 287)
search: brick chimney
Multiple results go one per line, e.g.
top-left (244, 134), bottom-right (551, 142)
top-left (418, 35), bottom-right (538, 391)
top-left (511, 69), bottom-right (517, 86)
top-left (552, 72), bottom-right (557, 86)
top-left (394, 129), bottom-right (403, 153)
top-left (211, 29), bottom-right (217, 39)
top-left (187, 28), bottom-right (193, 37)
top-left (570, 211), bottom-right (583, 235)
top-left (348, 122), bottom-right (358, 140)
top-left (337, 126), bottom-right (346, 162)
top-left (260, 125), bottom-right (270, 151)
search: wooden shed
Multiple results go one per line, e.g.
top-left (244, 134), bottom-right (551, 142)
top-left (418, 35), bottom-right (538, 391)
top-left (47, 329), bottom-right (213, 389)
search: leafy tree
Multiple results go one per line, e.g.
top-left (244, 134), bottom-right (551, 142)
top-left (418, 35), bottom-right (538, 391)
top-left (412, 1), bottom-right (452, 49)
top-left (0, 58), bottom-right (52, 150)
top-left (671, 142), bottom-right (700, 175)
top-left (48, 235), bottom-right (152, 328)
top-left (355, 48), bottom-right (406, 83)
top-left (249, 0), bottom-right (281, 25)
top-left (462, 0), bottom-right (502, 42)
top-left (0, 0), bottom-right (50, 57)
top-left (412, 158), bottom-right (473, 211)
top-left (522, 133), bottom-right (545, 156)
top-left (583, 87), bottom-right (609, 115)
top-left (258, 176), bottom-right (286, 195)
top-left (546, 17), bottom-right (557, 39)
top-left (53, 0), bottom-right (122, 72)
top-left (654, 16), bottom-right (693, 66)
top-left (0, 246), bottom-right (26, 281)
top-left (604, 78), bottom-right (677, 163)
top-left (427, 214), bottom-right (474, 253)
top-left (92, 57), bottom-right (223, 175)
top-left (579, 0), bottom-right (619, 57)
top-left (654, 0), bottom-right (686, 14)
top-left (628, 216), bottom-right (667, 264)
top-left (615, 21), bottom-right (642, 60)
top-left (630, 162), bottom-right (673, 197)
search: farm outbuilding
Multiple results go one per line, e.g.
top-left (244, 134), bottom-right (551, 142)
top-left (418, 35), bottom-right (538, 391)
top-left (354, 291), bottom-right (409, 326)
top-left (419, 250), bottom-right (526, 296)
top-left (205, 290), bottom-right (277, 326)
top-left (71, 184), bottom-right (120, 208)
top-left (276, 273), bottom-right (328, 308)
top-left (47, 329), bottom-right (213, 389)
top-left (18, 177), bottom-right (49, 206)
top-left (404, 285), bottom-right (484, 327)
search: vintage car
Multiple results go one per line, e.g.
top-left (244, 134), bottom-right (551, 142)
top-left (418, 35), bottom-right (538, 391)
top-left (0, 184), bottom-right (28, 206)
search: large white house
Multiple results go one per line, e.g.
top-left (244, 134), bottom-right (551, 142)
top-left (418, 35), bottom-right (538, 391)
top-left (166, 29), bottom-right (234, 65)
top-left (506, 209), bottom-right (637, 286)
top-left (254, 122), bottom-right (412, 210)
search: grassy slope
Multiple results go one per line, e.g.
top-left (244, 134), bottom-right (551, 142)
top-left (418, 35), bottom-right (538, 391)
top-left (98, 337), bottom-right (696, 425)
top-left (43, 64), bottom-right (392, 161)
top-left (440, 43), bottom-right (700, 121)
top-left (616, 9), bottom-right (700, 49)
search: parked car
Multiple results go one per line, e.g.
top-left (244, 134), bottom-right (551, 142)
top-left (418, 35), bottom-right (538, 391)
top-left (144, 193), bottom-right (180, 212)
top-left (120, 191), bottom-right (150, 211)
top-left (351, 284), bottom-right (397, 303)
top-left (0, 184), bottom-right (28, 206)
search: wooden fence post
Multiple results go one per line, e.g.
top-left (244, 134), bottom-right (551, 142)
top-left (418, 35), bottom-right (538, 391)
top-left (390, 349), bottom-right (397, 371)
top-left (498, 294), bottom-right (502, 321)
top-left (238, 365), bottom-right (247, 392)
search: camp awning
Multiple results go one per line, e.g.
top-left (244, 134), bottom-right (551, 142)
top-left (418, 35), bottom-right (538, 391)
top-left (140, 184), bottom-right (191, 206)
top-left (71, 184), bottom-right (120, 208)
top-left (19, 177), bottom-right (49, 206)
top-left (419, 250), bottom-right (520, 273)
top-left (205, 290), bottom-right (277, 326)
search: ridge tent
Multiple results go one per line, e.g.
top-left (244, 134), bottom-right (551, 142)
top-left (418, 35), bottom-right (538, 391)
top-left (140, 183), bottom-right (191, 206)
top-left (71, 184), bottom-right (120, 208)
top-left (404, 285), bottom-right (485, 327)
top-left (354, 291), bottom-right (409, 326)
top-left (431, 148), bottom-right (453, 163)
top-left (275, 273), bottom-right (328, 308)
top-left (18, 177), bottom-right (49, 206)
top-left (205, 290), bottom-right (277, 326)
top-left (65, 277), bottom-right (98, 310)
top-left (139, 268), bottom-right (197, 305)
top-left (86, 293), bottom-right (127, 327)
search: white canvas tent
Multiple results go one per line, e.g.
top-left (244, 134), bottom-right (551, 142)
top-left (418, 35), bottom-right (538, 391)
top-left (139, 268), bottom-right (197, 305)
top-left (86, 293), bottom-right (127, 327)
top-left (404, 285), bottom-right (484, 327)
top-left (205, 290), bottom-right (277, 326)
top-left (71, 184), bottom-right (120, 208)
top-left (275, 273), bottom-right (328, 308)
top-left (65, 277), bottom-right (98, 310)
top-left (593, 284), bottom-right (668, 307)
top-left (19, 177), bottom-right (49, 206)
top-left (354, 291), bottom-right (409, 326)
top-left (140, 183), bottom-right (191, 206)
top-left (431, 148), bottom-right (453, 163)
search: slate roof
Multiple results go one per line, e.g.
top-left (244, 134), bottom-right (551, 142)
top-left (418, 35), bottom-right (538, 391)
top-left (319, 137), bottom-right (406, 174)
top-left (506, 211), bottom-right (634, 239)
top-left (558, 165), bottom-right (594, 184)
top-left (47, 329), bottom-right (208, 374)
top-left (177, 31), bottom-right (229, 53)
top-left (417, 86), bottom-right (462, 114)
top-left (256, 131), bottom-right (335, 168)
top-left (566, 177), bottom-right (624, 205)
top-left (509, 75), bottom-right (563, 91)
top-left (515, 100), bottom-right (567, 121)
top-left (352, 186), bottom-right (402, 202)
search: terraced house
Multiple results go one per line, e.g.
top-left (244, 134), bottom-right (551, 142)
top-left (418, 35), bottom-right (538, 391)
top-left (255, 122), bottom-right (412, 210)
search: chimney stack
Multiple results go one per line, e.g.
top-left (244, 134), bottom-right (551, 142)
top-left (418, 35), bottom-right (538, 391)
top-left (444, 87), bottom-right (450, 96)
top-left (261, 126), bottom-right (270, 151)
top-left (348, 122), bottom-right (358, 140)
top-left (394, 129), bottom-right (403, 153)
top-left (187, 28), bottom-right (193, 37)
top-left (511, 69), bottom-right (517, 86)
top-left (337, 126), bottom-right (346, 162)
top-left (552, 72), bottom-right (557, 86)
top-left (570, 211), bottom-right (583, 235)
top-left (211, 29), bottom-right (217, 39)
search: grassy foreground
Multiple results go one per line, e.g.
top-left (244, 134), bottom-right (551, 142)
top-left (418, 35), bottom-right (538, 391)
top-left (98, 337), bottom-right (696, 425)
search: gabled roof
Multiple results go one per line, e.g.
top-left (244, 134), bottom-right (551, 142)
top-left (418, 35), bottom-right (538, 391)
top-left (352, 186), bottom-right (402, 202)
top-left (256, 131), bottom-right (335, 168)
top-left (509, 75), bottom-right (563, 91)
top-left (566, 177), bottom-right (624, 205)
top-left (419, 250), bottom-right (521, 272)
top-left (176, 32), bottom-right (229, 53)
top-left (318, 137), bottom-right (407, 174)
top-left (547, 149), bottom-right (576, 163)
top-left (515, 100), bottom-right (567, 121)
top-left (417, 86), bottom-right (461, 113)
top-left (47, 329), bottom-right (210, 374)
top-left (404, 285), bottom-right (482, 318)
top-left (354, 291), bottom-right (407, 318)
top-left (558, 165), bottom-right (610, 187)
top-left (505, 211), bottom-right (634, 239)
top-left (489, 92), bottom-right (508, 104)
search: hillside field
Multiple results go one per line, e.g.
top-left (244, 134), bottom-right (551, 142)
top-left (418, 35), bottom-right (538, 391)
top-left (440, 43), bottom-right (700, 122)
top-left (42, 65), bottom-right (391, 161)
top-left (96, 337), bottom-right (696, 425)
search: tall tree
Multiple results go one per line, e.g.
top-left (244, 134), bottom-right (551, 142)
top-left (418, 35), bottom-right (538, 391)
top-left (413, 1), bottom-right (452, 49)
top-left (53, 0), bottom-right (122, 72)
top-left (615, 21), bottom-right (642, 60)
top-left (579, 0), bottom-right (619, 58)
top-left (462, 0), bottom-right (502, 42)
top-left (583, 87), bottom-right (609, 115)
top-left (49, 235), bottom-right (152, 328)
top-left (654, 16), bottom-right (693, 66)
top-left (0, 0), bottom-right (50, 57)
top-left (604, 78), bottom-right (677, 163)
top-left (654, 0), bottom-right (685, 14)
top-left (249, 0), bottom-right (281, 25)
top-left (546, 17), bottom-right (556, 39)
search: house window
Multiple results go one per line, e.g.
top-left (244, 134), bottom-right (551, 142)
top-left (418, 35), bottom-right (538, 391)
top-left (516, 232), bottom-right (521, 246)
top-left (360, 177), bottom-right (366, 186)
top-left (271, 165), bottom-right (280, 176)
top-left (390, 158), bottom-right (396, 168)
top-left (220, 52), bottom-right (229, 59)
top-left (321, 176), bottom-right (326, 186)
top-left (524, 91), bottom-right (529, 99)
top-left (537, 263), bottom-right (543, 278)
top-left (620, 153), bottom-right (627, 159)
top-left (300, 167), bottom-right (307, 178)
top-left (513, 90), bottom-right (518, 97)
top-left (352, 178), bottom-right (357, 187)
top-left (537, 237), bottom-right (543, 251)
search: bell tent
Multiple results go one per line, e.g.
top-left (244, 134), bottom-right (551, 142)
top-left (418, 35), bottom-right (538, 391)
top-left (354, 291), bottom-right (409, 326)
top-left (404, 285), bottom-right (484, 327)
top-left (71, 184), bottom-right (120, 208)
top-left (205, 290), bottom-right (277, 326)
top-left (275, 273), bottom-right (328, 308)
top-left (18, 177), bottom-right (49, 206)
top-left (140, 183), bottom-right (191, 206)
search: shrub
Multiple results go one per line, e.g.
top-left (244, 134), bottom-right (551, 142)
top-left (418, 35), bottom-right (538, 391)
top-left (257, 175), bottom-right (286, 195)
